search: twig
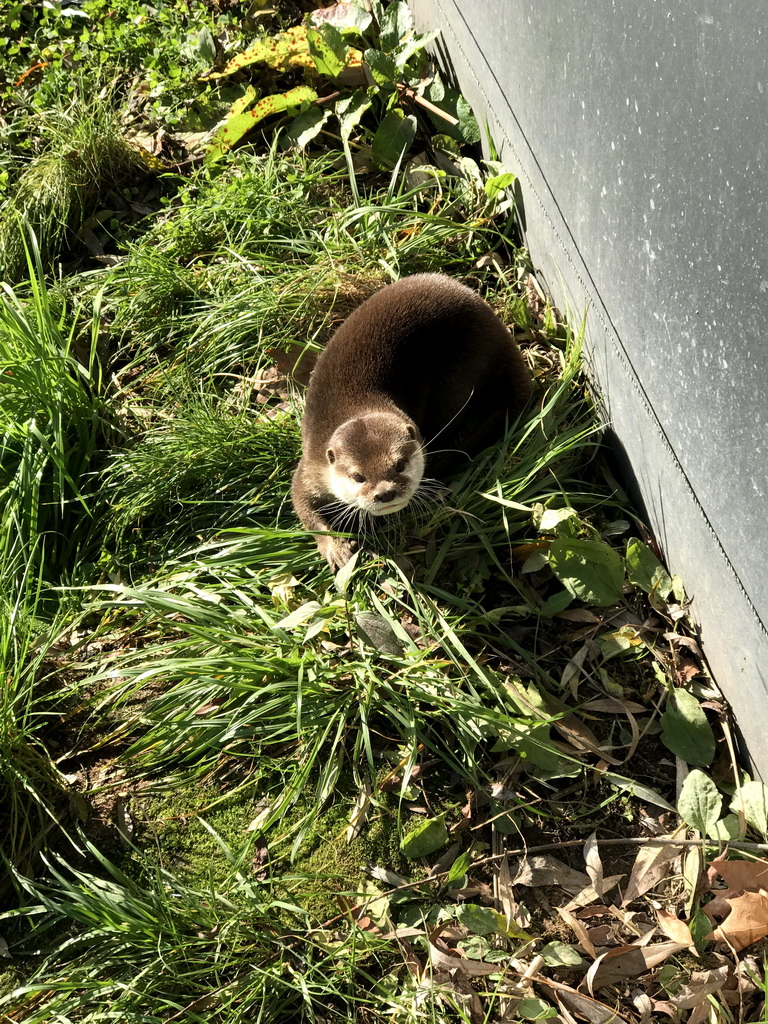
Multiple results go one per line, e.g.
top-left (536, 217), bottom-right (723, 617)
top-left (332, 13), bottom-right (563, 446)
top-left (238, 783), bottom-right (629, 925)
top-left (395, 81), bottom-right (459, 126)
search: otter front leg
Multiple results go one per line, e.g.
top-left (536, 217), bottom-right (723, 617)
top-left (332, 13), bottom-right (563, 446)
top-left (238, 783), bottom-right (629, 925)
top-left (291, 461), bottom-right (358, 571)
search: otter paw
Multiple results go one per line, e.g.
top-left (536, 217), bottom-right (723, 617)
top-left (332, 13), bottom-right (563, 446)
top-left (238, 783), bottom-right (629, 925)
top-left (317, 536), bottom-right (358, 573)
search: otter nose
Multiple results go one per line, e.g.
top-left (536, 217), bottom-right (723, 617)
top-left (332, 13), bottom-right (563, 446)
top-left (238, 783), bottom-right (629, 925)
top-left (374, 488), bottom-right (398, 504)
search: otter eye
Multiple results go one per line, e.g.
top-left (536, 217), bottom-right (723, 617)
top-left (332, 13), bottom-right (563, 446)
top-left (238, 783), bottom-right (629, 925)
top-left (394, 458), bottom-right (406, 473)
top-left (351, 472), bottom-right (366, 483)
top-left (327, 448), bottom-right (336, 465)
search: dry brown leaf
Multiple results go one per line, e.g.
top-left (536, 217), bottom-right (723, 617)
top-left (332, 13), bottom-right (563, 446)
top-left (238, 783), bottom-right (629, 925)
top-left (427, 941), bottom-right (500, 977)
top-left (705, 888), bottom-right (768, 951)
top-left (656, 908), bottom-right (696, 947)
top-left (584, 831), bottom-right (604, 898)
top-left (668, 964), bottom-right (731, 1009)
top-left (560, 642), bottom-right (590, 693)
top-left (587, 941), bottom-right (687, 993)
top-left (513, 854), bottom-right (589, 894)
top-left (557, 906), bottom-right (597, 958)
top-left (604, 905), bottom-right (655, 941)
top-left (554, 986), bottom-right (630, 1024)
top-left (553, 715), bottom-right (623, 764)
top-left (622, 834), bottom-right (685, 905)
top-left (563, 873), bottom-right (624, 911)
top-left (556, 608), bottom-right (603, 623)
top-left (581, 697), bottom-right (647, 713)
top-left (346, 779), bottom-right (372, 843)
top-left (709, 854), bottom-right (768, 893)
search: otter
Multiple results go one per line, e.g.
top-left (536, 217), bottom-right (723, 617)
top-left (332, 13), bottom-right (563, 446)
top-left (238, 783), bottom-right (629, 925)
top-left (291, 273), bottom-right (531, 570)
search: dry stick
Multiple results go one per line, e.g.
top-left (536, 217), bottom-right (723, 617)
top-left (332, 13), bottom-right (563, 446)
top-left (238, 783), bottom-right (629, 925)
top-left (395, 81), bottom-right (460, 126)
top-left (319, 835), bottom-right (768, 930)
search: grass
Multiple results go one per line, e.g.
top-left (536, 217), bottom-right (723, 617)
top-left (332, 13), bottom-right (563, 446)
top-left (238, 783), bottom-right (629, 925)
top-left (0, 17), bottom-right (744, 1021)
top-left (0, 84), bottom-right (145, 283)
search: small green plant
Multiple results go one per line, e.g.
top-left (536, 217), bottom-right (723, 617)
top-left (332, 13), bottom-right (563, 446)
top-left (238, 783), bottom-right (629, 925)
top-left (203, 1), bottom-right (478, 167)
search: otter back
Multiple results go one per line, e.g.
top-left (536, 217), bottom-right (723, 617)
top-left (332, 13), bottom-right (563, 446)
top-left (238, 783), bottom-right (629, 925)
top-left (291, 272), bottom-right (531, 570)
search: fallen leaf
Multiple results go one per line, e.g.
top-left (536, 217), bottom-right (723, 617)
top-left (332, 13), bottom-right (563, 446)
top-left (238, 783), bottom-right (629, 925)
top-left (709, 854), bottom-right (768, 894)
top-left (622, 835), bottom-right (685, 905)
top-left (584, 831), bottom-right (604, 898)
top-left (557, 906), bottom-right (597, 958)
top-left (587, 941), bottom-right (688, 993)
top-left (668, 965), bottom-right (731, 1008)
top-left (554, 985), bottom-right (630, 1024)
top-left (427, 939), bottom-right (499, 976)
top-left (563, 874), bottom-right (624, 911)
top-left (581, 697), bottom-right (647, 714)
top-left (346, 779), bottom-right (372, 842)
top-left (656, 908), bottom-right (695, 947)
top-left (513, 854), bottom-right (589, 894)
top-left (704, 888), bottom-right (768, 951)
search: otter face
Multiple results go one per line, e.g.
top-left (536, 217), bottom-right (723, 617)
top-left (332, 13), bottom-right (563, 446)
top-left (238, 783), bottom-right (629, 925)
top-left (326, 412), bottom-right (424, 516)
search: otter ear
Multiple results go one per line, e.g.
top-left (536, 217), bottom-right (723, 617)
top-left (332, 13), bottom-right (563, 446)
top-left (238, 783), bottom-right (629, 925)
top-left (327, 448), bottom-right (336, 465)
top-left (406, 426), bottom-right (416, 439)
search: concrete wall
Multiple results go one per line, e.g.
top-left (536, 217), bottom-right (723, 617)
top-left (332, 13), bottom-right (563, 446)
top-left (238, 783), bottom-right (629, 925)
top-left (410, 0), bottom-right (768, 769)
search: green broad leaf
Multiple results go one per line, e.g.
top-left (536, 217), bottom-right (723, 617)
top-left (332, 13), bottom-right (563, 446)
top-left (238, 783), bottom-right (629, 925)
top-left (491, 721), bottom-right (577, 780)
top-left (205, 86), bottom-right (318, 163)
top-left (401, 814), bottom-right (448, 858)
top-left (354, 611), bottom-right (403, 655)
top-left (444, 850), bottom-right (471, 886)
top-left (306, 24), bottom-right (347, 78)
top-left (548, 536), bottom-right (625, 606)
top-left (334, 548), bottom-right (359, 594)
top-left (424, 82), bottom-right (481, 143)
top-left (672, 573), bottom-right (687, 603)
top-left (336, 88), bottom-right (372, 140)
top-left (516, 999), bottom-right (559, 1021)
top-left (484, 171), bottom-right (516, 200)
top-left (371, 109), bottom-right (416, 169)
top-left (379, 0), bottom-right (413, 52)
top-left (456, 903), bottom-right (500, 936)
top-left (660, 688), bottom-right (716, 766)
top-left (677, 769), bottom-right (722, 834)
top-left (203, 26), bottom-right (313, 78)
top-left (709, 813), bottom-right (742, 841)
top-left (537, 506), bottom-right (578, 534)
top-left (197, 26), bottom-right (217, 64)
top-left (521, 550), bottom-right (548, 574)
top-left (276, 600), bottom-right (322, 629)
top-left (689, 907), bottom-right (715, 947)
top-left (596, 625), bottom-right (646, 661)
top-left (457, 934), bottom-right (493, 960)
top-left (285, 106), bottom-right (329, 149)
top-left (363, 47), bottom-right (398, 86)
top-left (732, 780), bottom-right (768, 837)
top-left (539, 940), bottom-right (584, 968)
top-left (394, 28), bottom-right (441, 68)
top-left (229, 85), bottom-right (257, 118)
top-left (605, 773), bottom-right (676, 812)
top-left (538, 590), bottom-right (573, 617)
top-left (314, 1), bottom-right (373, 34)
top-left (626, 538), bottom-right (673, 600)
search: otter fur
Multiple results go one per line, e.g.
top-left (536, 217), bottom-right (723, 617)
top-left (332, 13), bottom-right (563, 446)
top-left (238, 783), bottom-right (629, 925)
top-left (291, 273), bottom-right (531, 570)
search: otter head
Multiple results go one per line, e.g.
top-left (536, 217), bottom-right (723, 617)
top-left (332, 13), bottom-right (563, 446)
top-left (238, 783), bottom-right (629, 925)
top-left (326, 411), bottom-right (424, 516)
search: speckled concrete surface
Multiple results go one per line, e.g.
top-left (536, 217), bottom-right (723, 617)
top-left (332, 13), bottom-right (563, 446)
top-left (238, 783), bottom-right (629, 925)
top-left (411, 0), bottom-right (768, 769)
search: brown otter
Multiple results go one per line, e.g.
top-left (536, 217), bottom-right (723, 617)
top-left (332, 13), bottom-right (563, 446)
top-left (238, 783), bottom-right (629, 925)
top-left (291, 273), bottom-right (531, 570)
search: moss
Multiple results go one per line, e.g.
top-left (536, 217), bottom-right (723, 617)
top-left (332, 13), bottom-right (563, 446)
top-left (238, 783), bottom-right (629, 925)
top-left (132, 781), bottom-right (260, 886)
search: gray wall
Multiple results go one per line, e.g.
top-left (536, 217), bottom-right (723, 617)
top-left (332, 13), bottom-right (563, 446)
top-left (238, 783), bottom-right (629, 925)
top-left (411, 0), bottom-right (768, 769)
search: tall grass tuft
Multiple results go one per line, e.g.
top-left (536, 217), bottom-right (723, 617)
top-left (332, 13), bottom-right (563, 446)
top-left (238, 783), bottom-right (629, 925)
top-left (0, 85), bottom-right (144, 282)
top-left (0, 236), bottom-right (112, 579)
